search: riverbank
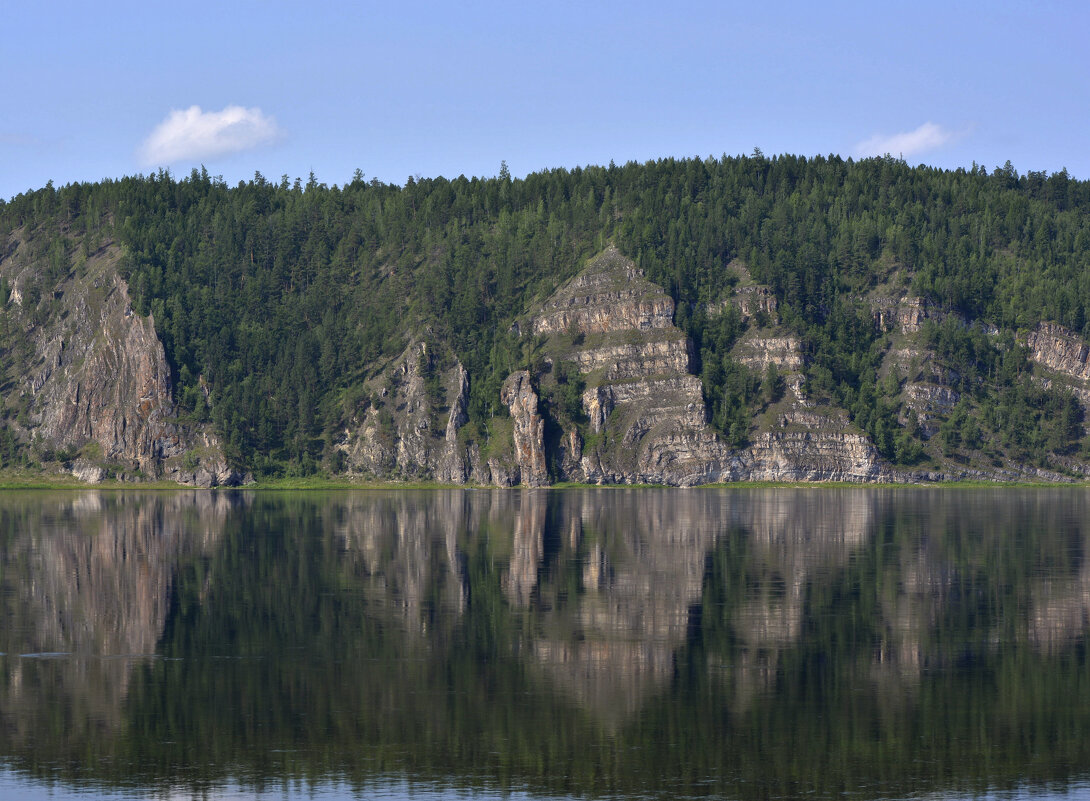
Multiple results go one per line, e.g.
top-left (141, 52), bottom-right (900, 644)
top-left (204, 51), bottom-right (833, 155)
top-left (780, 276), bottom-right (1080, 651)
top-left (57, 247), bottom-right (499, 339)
top-left (0, 468), bottom-right (1086, 491)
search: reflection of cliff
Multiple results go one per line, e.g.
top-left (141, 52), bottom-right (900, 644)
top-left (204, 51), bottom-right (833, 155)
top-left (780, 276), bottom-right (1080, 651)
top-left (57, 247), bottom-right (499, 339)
top-left (731, 490), bottom-right (873, 649)
top-left (1026, 493), bottom-right (1090, 650)
top-left (3, 489), bottom-right (1089, 799)
top-left (504, 491), bottom-right (547, 606)
top-left (870, 491), bottom-right (1090, 678)
top-left (704, 490), bottom-right (876, 707)
top-left (491, 489), bottom-right (884, 724)
top-left (524, 491), bottom-right (723, 724)
top-left (1031, 558), bottom-right (1090, 650)
top-left (0, 492), bottom-right (234, 747)
top-left (333, 490), bottom-right (482, 632)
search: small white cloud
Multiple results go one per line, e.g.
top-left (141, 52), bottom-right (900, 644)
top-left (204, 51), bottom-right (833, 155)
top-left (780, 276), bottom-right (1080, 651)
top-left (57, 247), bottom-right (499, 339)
top-left (854, 122), bottom-right (954, 159)
top-left (140, 105), bottom-right (279, 165)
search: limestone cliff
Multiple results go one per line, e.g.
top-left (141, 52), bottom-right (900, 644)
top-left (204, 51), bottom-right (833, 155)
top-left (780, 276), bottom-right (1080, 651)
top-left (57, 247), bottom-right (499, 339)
top-left (340, 250), bottom-right (1090, 486)
top-left (500, 371), bottom-right (549, 487)
top-left (0, 232), bottom-right (235, 485)
top-left (1026, 322), bottom-right (1090, 411)
top-left (337, 343), bottom-right (513, 484)
top-left (530, 247), bottom-right (734, 484)
top-left (337, 248), bottom-right (896, 486)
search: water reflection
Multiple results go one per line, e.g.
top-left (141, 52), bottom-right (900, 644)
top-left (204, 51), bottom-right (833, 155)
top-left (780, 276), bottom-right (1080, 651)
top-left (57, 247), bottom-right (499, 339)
top-left (0, 488), bottom-right (1088, 800)
top-left (0, 491), bottom-right (237, 770)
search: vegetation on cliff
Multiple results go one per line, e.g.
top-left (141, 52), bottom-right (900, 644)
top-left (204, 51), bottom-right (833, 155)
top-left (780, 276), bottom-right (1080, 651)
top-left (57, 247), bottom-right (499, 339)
top-left (2, 154), bottom-right (1090, 480)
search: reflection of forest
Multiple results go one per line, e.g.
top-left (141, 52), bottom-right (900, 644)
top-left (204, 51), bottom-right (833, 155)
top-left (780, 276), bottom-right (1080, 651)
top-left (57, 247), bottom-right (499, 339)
top-left (0, 489), bottom-right (1089, 799)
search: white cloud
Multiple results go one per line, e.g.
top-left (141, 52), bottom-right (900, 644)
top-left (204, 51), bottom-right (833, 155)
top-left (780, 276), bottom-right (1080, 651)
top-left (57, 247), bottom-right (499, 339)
top-left (854, 122), bottom-right (954, 159)
top-left (140, 105), bottom-right (280, 165)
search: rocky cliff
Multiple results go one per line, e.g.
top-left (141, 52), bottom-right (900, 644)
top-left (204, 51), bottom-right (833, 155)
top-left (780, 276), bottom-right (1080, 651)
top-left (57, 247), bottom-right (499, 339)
top-left (0, 231), bottom-right (235, 484)
top-left (530, 247), bottom-right (890, 484)
top-left (337, 249), bottom-right (898, 485)
top-left (530, 247), bottom-right (734, 484)
top-left (25, 232), bottom-right (1084, 487)
top-left (1026, 321), bottom-right (1090, 410)
top-left (337, 342), bottom-right (524, 485)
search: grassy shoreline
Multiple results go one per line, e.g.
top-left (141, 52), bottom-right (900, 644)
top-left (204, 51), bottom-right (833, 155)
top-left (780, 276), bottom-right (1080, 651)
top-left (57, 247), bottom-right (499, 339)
top-left (0, 470), bottom-right (1086, 491)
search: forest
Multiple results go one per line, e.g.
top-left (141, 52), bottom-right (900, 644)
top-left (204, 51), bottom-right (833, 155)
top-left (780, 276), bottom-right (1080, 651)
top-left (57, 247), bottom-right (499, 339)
top-left (1, 153), bottom-right (1089, 476)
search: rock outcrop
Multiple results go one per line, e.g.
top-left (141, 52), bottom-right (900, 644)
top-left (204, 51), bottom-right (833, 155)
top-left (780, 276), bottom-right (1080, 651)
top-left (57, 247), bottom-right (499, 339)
top-left (872, 294), bottom-right (937, 334)
top-left (0, 234), bottom-right (235, 484)
top-left (531, 247), bottom-right (734, 485)
top-left (743, 410), bottom-right (889, 482)
top-left (532, 248), bottom-right (674, 336)
top-left (338, 346), bottom-right (508, 484)
top-left (1026, 321), bottom-right (1090, 390)
top-left (500, 371), bottom-right (549, 487)
top-left (330, 251), bottom-right (1090, 486)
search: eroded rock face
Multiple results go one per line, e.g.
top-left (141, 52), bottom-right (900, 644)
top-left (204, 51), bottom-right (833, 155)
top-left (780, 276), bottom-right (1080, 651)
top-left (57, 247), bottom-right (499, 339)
top-left (342, 252), bottom-right (1090, 487)
top-left (742, 410), bottom-right (889, 482)
top-left (501, 371), bottom-right (549, 487)
top-left (731, 331), bottom-right (805, 372)
top-left (532, 246), bottom-right (674, 335)
top-left (34, 282), bottom-right (181, 471)
top-left (1027, 322), bottom-right (1090, 382)
top-left (723, 300), bottom-right (890, 482)
top-left (525, 250), bottom-right (731, 485)
top-left (705, 262), bottom-right (779, 324)
top-left (871, 294), bottom-right (937, 334)
top-left (528, 249), bottom-right (897, 486)
top-left (0, 236), bottom-right (233, 484)
top-left (341, 345), bottom-right (469, 480)
top-left (436, 362), bottom-right (472, 484)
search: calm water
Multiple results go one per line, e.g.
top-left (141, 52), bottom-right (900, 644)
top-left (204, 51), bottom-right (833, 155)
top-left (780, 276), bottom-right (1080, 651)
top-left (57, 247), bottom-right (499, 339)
top-left (1, 488), bottom-right (1090, 801)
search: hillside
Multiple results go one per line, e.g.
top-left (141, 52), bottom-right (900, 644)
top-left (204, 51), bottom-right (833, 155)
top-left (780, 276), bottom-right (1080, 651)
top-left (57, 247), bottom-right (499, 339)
top-left (1, 155), bottom-right (1090, 483)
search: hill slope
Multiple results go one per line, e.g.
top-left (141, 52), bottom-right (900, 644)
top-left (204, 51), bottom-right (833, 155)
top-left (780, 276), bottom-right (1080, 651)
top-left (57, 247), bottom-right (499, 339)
top-left (2, 156), bottom-right (1090, 483)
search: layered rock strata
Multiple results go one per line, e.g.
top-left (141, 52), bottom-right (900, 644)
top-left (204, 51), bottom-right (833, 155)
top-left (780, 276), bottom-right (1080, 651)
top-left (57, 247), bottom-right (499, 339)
top-left (532, 248), bottom-right (674, 335)
top-left (1027, 322), bottom-right (1090, 380)
top-left (1025, 322), bottom-right (1090, 408)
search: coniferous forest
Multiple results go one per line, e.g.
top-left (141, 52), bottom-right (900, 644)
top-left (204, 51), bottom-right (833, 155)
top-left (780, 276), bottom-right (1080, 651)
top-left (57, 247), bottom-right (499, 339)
top-left (2, 154), bottom-right (1090, 478)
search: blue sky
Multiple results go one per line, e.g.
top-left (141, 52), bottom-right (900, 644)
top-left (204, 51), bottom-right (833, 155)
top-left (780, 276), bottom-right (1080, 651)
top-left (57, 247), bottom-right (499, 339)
top-left (4, 0), bottom-right (1088, 199)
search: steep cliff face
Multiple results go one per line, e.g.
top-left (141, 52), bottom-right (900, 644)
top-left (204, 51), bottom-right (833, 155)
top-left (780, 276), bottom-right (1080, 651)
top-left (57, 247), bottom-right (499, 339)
top-left (523, 248), bottom-right (894, 484)
top-left (742, 412), bottom-right (890, 482)
top-left (869, 290), bottom-right (963, 440)
top-left (532, 249), bottom-right (675, 335)
top-left (721, 282), bottom-right (890, 482)
top-left (500, 371), bottom-right (549, 487)
top-left (530, 247), bottom-right (734, 485)
top-left (1026, 322), bottom-right (1090, 407)
top-left (1027, 322), bottom-right (1090, 378)
top-left (334, 252), bottom-right (1090, 487)
top-left (341, 343), bottom-right (447, 478)
top-left (337, 344), bottom-right (511, 484)
top-left (0, 232), bottom-right (234, 484)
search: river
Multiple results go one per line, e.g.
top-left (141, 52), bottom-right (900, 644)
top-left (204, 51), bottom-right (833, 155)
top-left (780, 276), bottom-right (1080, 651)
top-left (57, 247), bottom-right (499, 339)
top-left (1, 488), bottom-right (1089, 800)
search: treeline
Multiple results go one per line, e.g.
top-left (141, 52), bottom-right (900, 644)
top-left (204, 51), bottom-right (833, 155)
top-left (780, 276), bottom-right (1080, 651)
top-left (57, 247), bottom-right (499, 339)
top-left (2, 154), bottom-right (1089, 474)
